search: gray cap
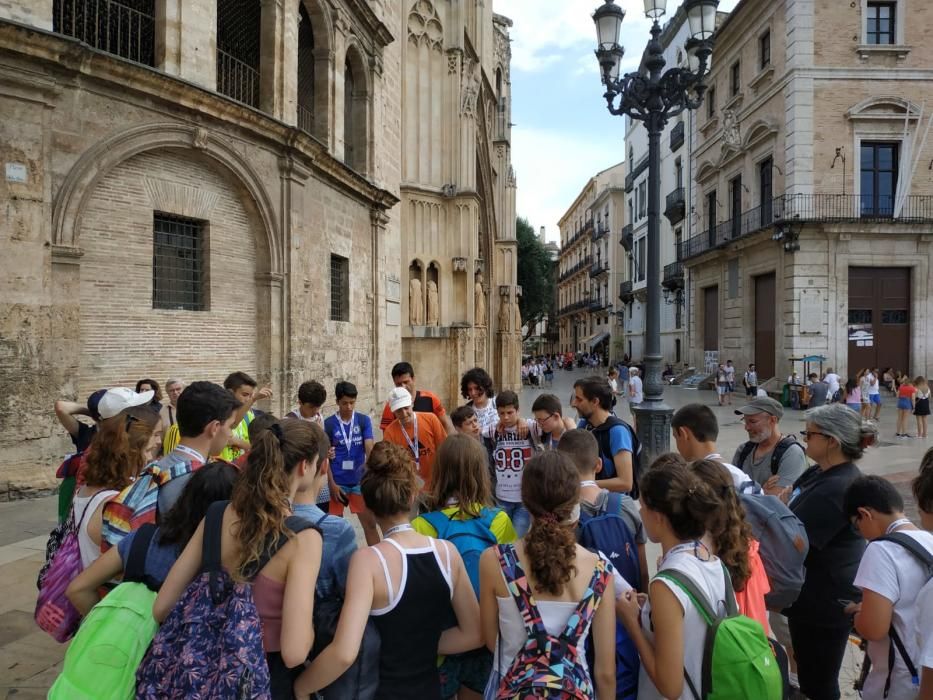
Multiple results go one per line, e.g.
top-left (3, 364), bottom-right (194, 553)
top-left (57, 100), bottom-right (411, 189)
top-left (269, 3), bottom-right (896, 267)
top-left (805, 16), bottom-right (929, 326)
top-left (734, 396), bottom-right (784, 419)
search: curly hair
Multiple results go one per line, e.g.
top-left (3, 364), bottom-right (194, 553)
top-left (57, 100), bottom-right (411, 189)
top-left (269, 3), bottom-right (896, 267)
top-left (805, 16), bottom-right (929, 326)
top-left (427, 434), bottom-right (493, 516)
top-left (640, 460), bottom-right (720, 542)
top-left (690, 459), bottom-right (752, 591)
top-left (460, 367), bottom-right (495, 400)
top-left (521, 451), bottom-right (580, 596)
top-left (159, 462), bottom-right (238, 548)
top-left (231, 420), bottom-right (321, 580)
top-left (83, 405), bottom-right (160, 489)
top-left (361, 441), bottom-right (419, 517)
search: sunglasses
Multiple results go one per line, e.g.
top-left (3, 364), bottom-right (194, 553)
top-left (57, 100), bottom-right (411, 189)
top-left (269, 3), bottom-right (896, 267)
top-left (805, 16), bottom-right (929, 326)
top-left (800, 430), bottom-right (831, 440)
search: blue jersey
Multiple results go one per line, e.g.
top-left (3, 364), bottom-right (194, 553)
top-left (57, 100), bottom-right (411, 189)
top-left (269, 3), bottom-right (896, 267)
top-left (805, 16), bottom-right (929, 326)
top-left (577, 417), bottom-right (634, 479)
top-left (325, 413), bottom-right (373, 487)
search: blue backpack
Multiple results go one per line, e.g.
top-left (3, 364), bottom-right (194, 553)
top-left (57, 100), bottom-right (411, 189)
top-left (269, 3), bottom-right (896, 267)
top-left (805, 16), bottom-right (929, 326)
top-left (577, 491), bottom-right (642, 700)
top-left (419, 507), bottom-right (498, 596)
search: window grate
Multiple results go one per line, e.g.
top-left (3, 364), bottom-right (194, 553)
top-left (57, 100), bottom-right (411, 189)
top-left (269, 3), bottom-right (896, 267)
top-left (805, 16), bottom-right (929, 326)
top-left (216, 0), bottom-right (261, 107)
top-left (53, 0), bottom-right (155, 66)
top-left (153, 214), bottom-right (206, 311)
top-left (297, 2), bottom-right (315, 133)
top-left (330, 254), bottom-right (349, 322)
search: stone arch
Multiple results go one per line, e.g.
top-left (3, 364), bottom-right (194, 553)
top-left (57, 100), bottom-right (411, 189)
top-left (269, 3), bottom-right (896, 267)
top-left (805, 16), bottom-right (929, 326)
top-left (742, 118), bottom-right (779, 151)
top-left (297, 0), bottom-right (335, 143)
top-left (52, 122), bottom-right (280, 274)
top-left (847, 96), bottom-right (922, 121)
top-left (695, 158), bottom-right (718, 183)
top-left (343, 40), bottom-right (372, 174)
top-left (407, 0), bottom-right (443, 50)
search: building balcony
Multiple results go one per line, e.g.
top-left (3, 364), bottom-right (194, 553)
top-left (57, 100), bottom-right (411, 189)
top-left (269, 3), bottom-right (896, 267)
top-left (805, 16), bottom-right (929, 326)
top-left (589, 299), bottom-right (610, 313)
top-left (669, 121), bottom-right (685, 152)
top-left (664, 187), bottom-right (686, 225)
top-left (583, 219), bottom-right (594, 236)
top-left (662, 260), bottom-right (684, 290)
top-left (677, 193), bottom-right (933, 262)
top-left (619, 279), bottom-right (634, 304)
top-left (557, 255), bottom-right (594, 283)
top-left (620, 223), bottom-right (634, 251)
top-left (589, 260), bottom-right (610, 278)
top-left (624, 154), bottom-right (649, 193)
top-left (591, 223), bottom-right (610, 242)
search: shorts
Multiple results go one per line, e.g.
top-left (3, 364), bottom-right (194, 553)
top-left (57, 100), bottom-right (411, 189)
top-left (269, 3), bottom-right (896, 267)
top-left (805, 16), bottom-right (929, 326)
top-left (439, 647), bottom-right (492, 697)
top-left (746, 386), bottom-right (757, 397)
top-left (329, 483), bottom-right (366, 516)
top-left (727, 382), bottom-right (735, 393)
top-left (870, 394), bottom-right (882, 406)
top-left (897, 397), bottom-right (913, 410)
top-left (717, 385), bottom-right (728, 395)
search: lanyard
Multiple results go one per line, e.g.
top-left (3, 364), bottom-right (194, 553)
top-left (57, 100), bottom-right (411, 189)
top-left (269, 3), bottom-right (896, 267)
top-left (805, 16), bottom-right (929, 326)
top-left (401, 415), bottom-right (420, 467)
top-left (383, 523), bottom-right (414, 538)
top-left (660, 540), bottom-right (710, 569)
top-left (337, 412), bottom-right (356, 451)
top-left (580, 480), bottom-right (599, 488)
top-left (885, 518), bottom-right (913, 535)
top-left (174, 444), bottom-right (206, 464)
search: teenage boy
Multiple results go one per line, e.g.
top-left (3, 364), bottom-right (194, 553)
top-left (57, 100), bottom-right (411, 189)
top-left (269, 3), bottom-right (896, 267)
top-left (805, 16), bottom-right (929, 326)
top-left (868, 368), bottom-right (883, 419)
top-left (743, 364), bottom-right (758, 398)
top-left (732, 396), bottom-right (808, 495)
top-left (531, 393), bottom-right (575, 449)
top-left (383, 386), bottom-right (447, 492)
top-left (558, 429), bottom-right (649, 592)
top-left (671, 403), bottom-right (760, 492)
top-left (482, 390), bottom-right (540, 537)
top-left (912, 461), bottom-right (933, 700)
top-left (571, 377), bottom-right (634, 494)
top-left (807, 373), bottom-right (830, 408)
top-left (844, 475), bottom-right (933, 700)
top-left (219, 371), bottom-right (272, 462)
top-left (379, 362), bottom-right (452, 433)
top-left (450, 405), bottom-right (481, 439)
top-left (102, 381), bottom-right (240, 546)
top-left (461, 366), bottom-right (499, 434)
top-left (324, 381), bottom-right (378, 545)
top-left (286, 380), bottom-right (327, 425)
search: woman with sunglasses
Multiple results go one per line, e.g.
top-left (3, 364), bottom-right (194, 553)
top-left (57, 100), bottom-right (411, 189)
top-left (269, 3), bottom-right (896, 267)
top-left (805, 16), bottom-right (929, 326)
top-left (781, 404), bottom-right (877, 700)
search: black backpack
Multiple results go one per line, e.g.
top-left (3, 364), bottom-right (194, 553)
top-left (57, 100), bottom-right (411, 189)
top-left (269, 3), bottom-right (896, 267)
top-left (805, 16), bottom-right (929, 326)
top-left (589, 416), bottom-right (643, 499)
top-left (736, 435), bottom-right (805, 477)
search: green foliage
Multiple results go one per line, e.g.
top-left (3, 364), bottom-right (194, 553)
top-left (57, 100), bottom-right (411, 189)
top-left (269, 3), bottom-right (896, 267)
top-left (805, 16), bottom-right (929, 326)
top-left (516, 217), bottom-right (556, 341)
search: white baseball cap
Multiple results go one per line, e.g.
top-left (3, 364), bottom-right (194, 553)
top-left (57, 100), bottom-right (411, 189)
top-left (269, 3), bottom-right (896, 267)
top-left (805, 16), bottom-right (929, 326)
top-left (388, 386), bottom-right (413, 412)
top-left (98, 387), bottom-right (155, 419)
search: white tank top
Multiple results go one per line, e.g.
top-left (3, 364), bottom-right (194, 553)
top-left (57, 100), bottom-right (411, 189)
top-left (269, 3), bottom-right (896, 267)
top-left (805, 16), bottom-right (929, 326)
top-left (71, 489), bottom-right (119, 569)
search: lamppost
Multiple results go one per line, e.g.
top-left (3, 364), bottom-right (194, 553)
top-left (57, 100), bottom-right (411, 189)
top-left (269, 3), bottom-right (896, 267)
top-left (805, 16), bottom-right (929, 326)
top-left (592, 0), bottom-right (718, 463)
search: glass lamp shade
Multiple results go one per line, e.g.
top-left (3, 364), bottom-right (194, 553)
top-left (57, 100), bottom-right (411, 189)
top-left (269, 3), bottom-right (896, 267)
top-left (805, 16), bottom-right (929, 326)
top-left (685, 0), bottom-right (719, 41)
top-left (685, 37), bottom-right (710, 74)
top-left (593, 0), bottom-right (625, 50)
top-left (643, 0), bottom-right (667, 20)
top-left (597, 46), bottom-right (626, 83)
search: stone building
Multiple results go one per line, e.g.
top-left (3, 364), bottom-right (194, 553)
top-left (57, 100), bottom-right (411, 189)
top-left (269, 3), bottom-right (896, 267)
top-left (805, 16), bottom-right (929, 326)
top-left (682, 0), bottom-right (933, 381)
top-left (557, 162), bottom-right (625, 360)
top-left (0, 0), bottom-right (516, 493)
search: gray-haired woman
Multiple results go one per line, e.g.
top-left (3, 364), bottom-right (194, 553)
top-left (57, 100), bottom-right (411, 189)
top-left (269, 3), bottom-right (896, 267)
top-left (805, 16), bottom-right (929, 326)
top-left (782, 404), bottom-right (877, 700)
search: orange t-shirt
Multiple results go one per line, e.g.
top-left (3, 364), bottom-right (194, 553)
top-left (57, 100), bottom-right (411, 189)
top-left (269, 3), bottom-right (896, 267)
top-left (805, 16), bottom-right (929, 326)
top-left (734, 539), bottom-right (771, 634)
top-left (382, 412), bottom-right (447, 490)
top-left (380, 389), bottom-right (447, 431)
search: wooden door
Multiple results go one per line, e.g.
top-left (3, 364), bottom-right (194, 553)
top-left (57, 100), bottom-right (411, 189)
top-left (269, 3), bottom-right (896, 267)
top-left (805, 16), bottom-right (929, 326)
top-left (754, 273), bottom-right (776, 379)
top-left (848, 267), bottom-right (910, 374)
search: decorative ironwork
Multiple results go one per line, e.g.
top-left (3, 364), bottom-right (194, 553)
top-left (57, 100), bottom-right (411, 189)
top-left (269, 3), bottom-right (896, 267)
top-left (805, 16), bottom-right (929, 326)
top-left (53, 0), bottom-right (155, 66)
top-left (217, 0), bottom-right (261, 107)
top-left (297, 2), bottom-right (315, 133)
top-left (669, 120), bottom-right (685, 151)
top-left (662, 260), bottom-right (684, 289)
top-left (153, 214), bottom-right (206, 311)
top-left (664, 186), bottom-right (686, 224)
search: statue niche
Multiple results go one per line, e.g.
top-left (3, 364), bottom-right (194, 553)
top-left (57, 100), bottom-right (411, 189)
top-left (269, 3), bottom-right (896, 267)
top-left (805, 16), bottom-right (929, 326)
top-left (409, 260), bottom-right (424, 325)
top-left (426, 262), bottom-right (440, 326)
top-left (474, 272), bottom-right (486, 327)
top-left (498, 291), bottom-right (510, 332)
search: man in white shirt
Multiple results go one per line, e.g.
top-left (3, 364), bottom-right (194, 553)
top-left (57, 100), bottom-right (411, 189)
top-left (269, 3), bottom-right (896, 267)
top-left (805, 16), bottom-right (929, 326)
top-left (912, 462), bottom-right (933, 699)
top-left (867, 367), bottom-right (883, 420)
top-left (846, 475), bottom-right (933, 700)
top-left (823, 368), bottom-right (841, 402)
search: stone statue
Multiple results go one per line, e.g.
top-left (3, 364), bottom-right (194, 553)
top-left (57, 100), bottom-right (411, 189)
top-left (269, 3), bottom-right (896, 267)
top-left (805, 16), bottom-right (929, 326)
top-left (722, 109), bottom-right (741, 148)
top-left (426, 280), bottom-right (439, 326)
top-left (474, 274), bottom-right (486, 327)
top-left (409, 277), bottom-right (424, 325)
top-left (498, 293), bottom-right (510, 332)
top-left (511, 295), bottom-right (521, 333)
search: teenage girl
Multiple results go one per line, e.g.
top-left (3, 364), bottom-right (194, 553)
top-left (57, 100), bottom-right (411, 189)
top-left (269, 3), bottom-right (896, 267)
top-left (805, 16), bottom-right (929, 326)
top-left (896, 376), bottom-right (916, 438)
top-left (155, 420), bottom-right (324, 696)
top-left (294, 441), bottom-right (480, 700)
top-left (412, 433), bottom-right (517, 700)
top-left (857, 369), bottom-right (872, 419)
top-left (616, 460), bottom-right (731, 700)
top-left (67, 461), bottom-right (238, 614)
top-left (843, 378), bottom-right (861, 413)
top-left (74, 404), bottom-right (160, 567)
top-left (479, 450), bottom-right (616, 699)
top-left (914, 376), bottom-right (930, 439)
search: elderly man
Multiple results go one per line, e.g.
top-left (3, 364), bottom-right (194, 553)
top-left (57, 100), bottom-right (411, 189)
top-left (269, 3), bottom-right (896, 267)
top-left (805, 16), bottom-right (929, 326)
top-left (731, 396), bottom-right (808, 496)
top-left (159, 378), bottom-right (185, 429)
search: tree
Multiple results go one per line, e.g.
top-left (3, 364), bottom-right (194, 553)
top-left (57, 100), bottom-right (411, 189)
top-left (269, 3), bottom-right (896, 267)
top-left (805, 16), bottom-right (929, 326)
top-left (516, 217), bottom-right (556, 342)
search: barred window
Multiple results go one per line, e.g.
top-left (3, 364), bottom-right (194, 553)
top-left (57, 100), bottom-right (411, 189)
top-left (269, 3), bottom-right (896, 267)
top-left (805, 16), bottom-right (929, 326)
top-left (153, 214), bottom-right (207, 311)
top-left (330, 254), bottom-right (349, 322)
top-left (53, 0), bottom-right (156, 66)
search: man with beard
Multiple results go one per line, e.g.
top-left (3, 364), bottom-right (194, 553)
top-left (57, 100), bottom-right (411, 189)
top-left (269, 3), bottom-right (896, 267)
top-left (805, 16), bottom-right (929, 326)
top-left (731, 396), bottom-right (808, 496)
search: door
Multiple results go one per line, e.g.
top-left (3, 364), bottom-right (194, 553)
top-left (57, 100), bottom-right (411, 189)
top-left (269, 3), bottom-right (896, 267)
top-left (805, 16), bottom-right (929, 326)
top-left (754, 273), bottom-right (776, 379)
top-left (848, 267), bottom-right (910, 373)
top-left (703, 286), bottom-right (719, 371)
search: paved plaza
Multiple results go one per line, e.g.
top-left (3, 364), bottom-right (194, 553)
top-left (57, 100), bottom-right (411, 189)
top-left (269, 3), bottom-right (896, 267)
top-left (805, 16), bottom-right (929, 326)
top-left (0, 368), bottom-right (926, 697)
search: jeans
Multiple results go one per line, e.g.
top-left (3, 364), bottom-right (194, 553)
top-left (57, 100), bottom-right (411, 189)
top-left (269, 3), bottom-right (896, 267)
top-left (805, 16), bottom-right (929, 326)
top-left (498, 499), bottom-right (530, 537)
top-left (788, 617), bottom-right (851, 700)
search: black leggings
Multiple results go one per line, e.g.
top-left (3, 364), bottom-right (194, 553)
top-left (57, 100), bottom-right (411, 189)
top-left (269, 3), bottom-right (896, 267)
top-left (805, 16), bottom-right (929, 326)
top-left (788, 617), bottom-right (851, 700)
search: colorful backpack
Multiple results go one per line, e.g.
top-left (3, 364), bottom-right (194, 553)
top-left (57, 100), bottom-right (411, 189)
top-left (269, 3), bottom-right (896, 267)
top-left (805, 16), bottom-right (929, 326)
top-left (655, 565), bottom-right (783, 700)
top-left (419, 507), bottom-right (499, 596)
top-left (135, 501), bottom-right (315, 699)
top-left (35, 494), bottom-right (104, 642)
top-left (49, 524), bottom-right (160, 699)
top-left (494, 543), bottom-right (609, 700)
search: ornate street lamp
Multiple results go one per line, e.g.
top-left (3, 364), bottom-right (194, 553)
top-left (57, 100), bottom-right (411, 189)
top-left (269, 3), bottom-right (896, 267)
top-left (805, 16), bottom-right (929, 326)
top-left (592, 0), bottom-right (718, 463)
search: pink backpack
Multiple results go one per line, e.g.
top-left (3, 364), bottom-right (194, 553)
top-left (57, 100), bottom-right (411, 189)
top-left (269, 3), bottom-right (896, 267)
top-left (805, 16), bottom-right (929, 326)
top-left (35, 497), bottom-right (97, 642)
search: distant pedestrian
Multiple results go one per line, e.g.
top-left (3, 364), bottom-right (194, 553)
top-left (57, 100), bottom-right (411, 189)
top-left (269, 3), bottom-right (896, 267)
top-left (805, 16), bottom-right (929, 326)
top-left (896, 377), bottom-right (917, 438)
top-left (914, 376), bottom-right (930, 439)
top-left (724, 360), bottom-right (736, 404)
top-left (844, 378), bottom-right (862, 412)
top-left (628, 368), bottom-right (643, 416)
top-left (823, 368), bottom-right (841, 402)
top-left (716, 364), bottom-right (729, 406)
top-left (807, 373), bottom-right (829, 408)
top-left (744, 364), bottom-right (759, 397)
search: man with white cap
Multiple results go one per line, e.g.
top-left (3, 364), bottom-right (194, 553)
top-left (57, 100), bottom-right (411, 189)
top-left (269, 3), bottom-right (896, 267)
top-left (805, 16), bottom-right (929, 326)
top-left (382, 386), bottom-right (447, 492)
top-left (96, 386), bottom-right (156, 420)
top-left (732, 396), bottom-right (809, 496)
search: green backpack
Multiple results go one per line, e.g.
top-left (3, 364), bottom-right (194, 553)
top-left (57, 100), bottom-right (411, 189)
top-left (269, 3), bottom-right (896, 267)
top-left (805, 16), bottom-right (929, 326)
top-left (49, 524), bottom-right (160, 700)
top-left (655, 565), bottom-right (783, 700)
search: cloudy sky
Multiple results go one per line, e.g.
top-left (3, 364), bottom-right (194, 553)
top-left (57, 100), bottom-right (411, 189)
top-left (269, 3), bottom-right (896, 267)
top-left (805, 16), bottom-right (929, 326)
top-left (493, 0), bottom-right (740, 242)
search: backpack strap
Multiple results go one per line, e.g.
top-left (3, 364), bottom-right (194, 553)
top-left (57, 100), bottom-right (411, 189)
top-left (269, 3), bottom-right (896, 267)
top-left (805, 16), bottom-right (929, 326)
top-left (875, 532), bottom-right (933, 570)
top-left (770, 436), bottom-right (804, 476)
top-left (200, 500), bottom-right (228, 575)
top-left (419, 510), bottom-right (450, 539)
top-left (246, 515), bottom-right (319, 580)
top-left (655, 561), bottom-right (737, 624)
top-left (558, 556), bottom-right (608, 642)
top-left (495, 544), bottom-right (548, 639)
top-left (737, 441), bottom-right (756, 471)
top-left (124, 523), bottom-right (159, 588)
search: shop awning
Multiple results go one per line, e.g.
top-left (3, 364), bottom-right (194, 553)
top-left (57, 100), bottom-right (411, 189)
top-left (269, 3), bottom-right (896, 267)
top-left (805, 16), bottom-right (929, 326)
top-left (588, 331), bottom-right (610, 349)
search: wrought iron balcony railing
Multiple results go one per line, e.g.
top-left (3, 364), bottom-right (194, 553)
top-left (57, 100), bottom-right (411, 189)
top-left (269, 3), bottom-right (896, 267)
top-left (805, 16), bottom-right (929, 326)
top-left (664, 187), bottom-right (686, 225)
top-left (670, 121), bottom-right (685, 152)
top-left (53, 0), bottom-right (155, 66)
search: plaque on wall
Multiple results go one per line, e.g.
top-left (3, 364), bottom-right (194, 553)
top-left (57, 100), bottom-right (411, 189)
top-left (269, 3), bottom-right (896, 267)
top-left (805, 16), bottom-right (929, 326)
top-left (386, 301), bottom-right (400, 327)
top-left (386, 275), bottom-right (401, 303)
top-left (799, 288), bottom-right (823, 334)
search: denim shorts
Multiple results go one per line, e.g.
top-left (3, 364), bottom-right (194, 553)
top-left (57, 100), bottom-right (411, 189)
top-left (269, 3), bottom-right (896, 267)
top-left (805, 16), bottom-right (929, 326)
top-left (897, 397), bottom-right (913, 411)
top-left (870, 394), bottom-right (882, 405)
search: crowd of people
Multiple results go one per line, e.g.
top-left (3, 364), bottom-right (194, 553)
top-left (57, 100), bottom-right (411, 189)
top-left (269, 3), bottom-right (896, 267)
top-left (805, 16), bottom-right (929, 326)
top-left (34, 362), bottom-right (933, 700)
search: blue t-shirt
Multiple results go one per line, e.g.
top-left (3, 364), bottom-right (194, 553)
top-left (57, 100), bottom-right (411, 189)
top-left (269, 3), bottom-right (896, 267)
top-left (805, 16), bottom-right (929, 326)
top-left (324, 413), bottom-right (374, 487)
top-left (292, 503), bottom-right (357, 600)
top-left (116, 526), bottom-right (181, 588)
top-left (577, 418), bottom-right (633, 479)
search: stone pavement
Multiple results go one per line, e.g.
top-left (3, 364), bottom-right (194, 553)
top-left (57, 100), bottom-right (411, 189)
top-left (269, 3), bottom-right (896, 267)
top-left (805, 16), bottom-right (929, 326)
top-left (0, 368), bottom-right (927, 696)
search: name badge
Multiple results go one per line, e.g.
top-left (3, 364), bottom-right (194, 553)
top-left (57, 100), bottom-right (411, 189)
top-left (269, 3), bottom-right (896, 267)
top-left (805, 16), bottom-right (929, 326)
top-left (342, 460), bottom-right (355, 471)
